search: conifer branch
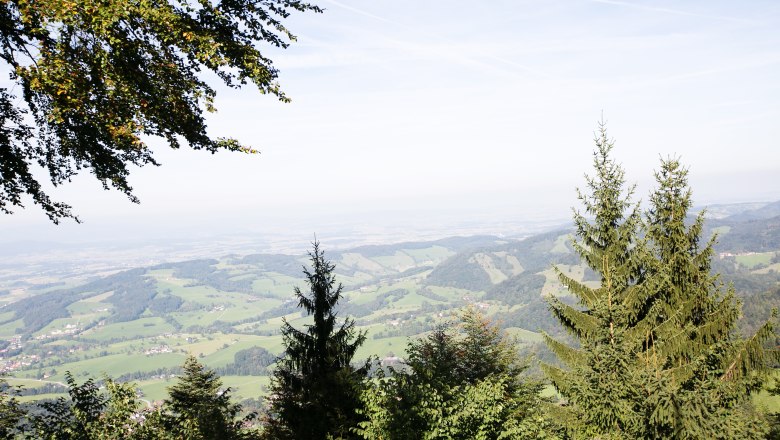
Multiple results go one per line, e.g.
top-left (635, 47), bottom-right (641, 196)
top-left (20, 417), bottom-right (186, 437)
top-left (721, 312), bottom-right (778, 382)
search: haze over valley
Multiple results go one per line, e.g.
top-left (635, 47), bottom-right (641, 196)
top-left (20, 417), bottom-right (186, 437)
top-left (2, 1), bottom-right (780, 437)
top-left (3, 199), bottom-right (779, 404)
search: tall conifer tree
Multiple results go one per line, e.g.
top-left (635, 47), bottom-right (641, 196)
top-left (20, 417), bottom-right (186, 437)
top-left (264, 241), bottom-right (367, 439)
top-left (163, 355), bottom-right (253, 440)
top-left (543, 124), bottom-right (777, 439)
top-left (633, 158), bottom-right (775, 439)
top-left (542, 122), bottom-right (647, 436)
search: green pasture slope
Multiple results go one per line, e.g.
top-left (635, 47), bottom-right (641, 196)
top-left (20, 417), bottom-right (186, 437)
top-left (1, 238), bottom-right (512, 401)
top-left (734, 252), bottom-right (775, 269)
top-left (3, 227), bottom-right (779, 413)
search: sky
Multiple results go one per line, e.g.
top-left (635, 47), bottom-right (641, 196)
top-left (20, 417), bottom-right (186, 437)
top-left (3, 0), bottom-right (780, 244)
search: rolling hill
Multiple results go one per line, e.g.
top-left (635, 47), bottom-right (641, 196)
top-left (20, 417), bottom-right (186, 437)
top-left (1, 209), bottom-right (779, 403)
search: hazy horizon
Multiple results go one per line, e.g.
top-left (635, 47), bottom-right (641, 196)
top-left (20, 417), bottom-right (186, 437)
top-left (2, 0), bottom-right (779, 248)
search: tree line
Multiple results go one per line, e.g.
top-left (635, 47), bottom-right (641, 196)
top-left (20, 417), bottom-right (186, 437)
top-left (2, 125), bottom-right (779, 439)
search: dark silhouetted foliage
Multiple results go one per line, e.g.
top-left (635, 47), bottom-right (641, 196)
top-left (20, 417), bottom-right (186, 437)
top-left (0, 0), bottom-right (321, 222)
top-left (264, 242), bottom-right (367, 439)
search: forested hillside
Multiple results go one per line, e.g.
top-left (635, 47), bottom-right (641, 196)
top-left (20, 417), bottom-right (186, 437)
top-left (2, 204), bottom-right (778, 398)
top-left (2, 157), bottom-right (780, 438)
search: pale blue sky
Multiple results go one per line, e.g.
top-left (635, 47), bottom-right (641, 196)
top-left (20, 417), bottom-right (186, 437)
top-left (3, 0), bottom-right (780, 242)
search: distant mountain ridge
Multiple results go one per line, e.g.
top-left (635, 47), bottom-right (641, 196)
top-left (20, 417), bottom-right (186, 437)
top-left (712, 215), bottom-right (780, 253)
top-left (1, 215), bottom-right (778, 400)
top-left (723, 200), bottom-right (780, 222)
top-left (332, 235), bottom-right (505, 259)
top-left (695, 201), bottom-right (768, 220)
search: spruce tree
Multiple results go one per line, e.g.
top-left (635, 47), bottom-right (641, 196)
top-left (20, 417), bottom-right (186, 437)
top-left (543, 124), bottom-right (778, 439)
top-left (635, 158), bottom-right (775, 439)
top-left (164, 355), bottom-right (253, 440)
top-left (542, 122), bottom-right (647, 436)
top-left (264, 241), bottom-right (367, 439)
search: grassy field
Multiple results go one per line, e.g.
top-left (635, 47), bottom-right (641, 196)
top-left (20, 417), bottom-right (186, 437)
top-left (25, 351), bottom-right (187, 383)
top-left (373, 252), bottom-right (417, 272)
top-left (134, 373), bottom-right (271, 403)
top-left (754, 262), bottom-right (780, 274)
top-left (356, 334), bottom-right (411, 359)
top-left (551, 234), bottom-right (571, 254)
top-left (200, 335), bottom-right (284, 366)
top-left (0, 311), bottom-right (15, 323)
top-left (250, 273), bottom-right (301, 298)
top-left (339, 253), bottom-right (387, 274)
top-left (4, 235), bottom-right (779, 423)
top-left (0, 317), bottom-right (24, 338)
top-left (472, 253), bottom-right (509, 284)
top-left (392, 290), bottom-right (437, 308)
top-left (134, 375), bottom-right (272, 403)
top-left (4, 237), bottom-right (764, 404)
top-left (403, 246), bottom-right (454, 264)
top-left (504, 326), bottom-right (544, 343)
top-left (221, 375), bottom-right (271, 399)
top-left (492, 252), bottom-right (524, 276)
top-left (755, 387), bottom-right (780, 413)
top-left (753, 370), bottom-right (780, 413)
top-left (86, 317), bottom-right (176, 342)
top-left (735, 252), bottom-right (775, 269)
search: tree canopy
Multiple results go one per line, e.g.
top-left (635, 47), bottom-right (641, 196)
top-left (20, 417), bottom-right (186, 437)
top-left (28, 372), bottom-right (145, 439)
top-left (162, 354), bottom-right (254, 440)
top-left (1, 357), bottom-right (259, 439)
top-left (263, 241), bottom-right (368, 439)
top-left (543, 122), bottom-right (779, 439)
top-left (0, 377), bottom-right (24, 437)
top-left (0, 0), bottom-right (320, 222)
top-left (357, 309), bottom-right (559, 440)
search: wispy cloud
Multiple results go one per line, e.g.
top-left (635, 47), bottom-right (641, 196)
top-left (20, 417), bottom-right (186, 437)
top-left (612, 52), bottom-right (780, 92)
top-left (322, 0), bottom-right (404, 26)
top-left (320, 0), bottom-right (548, 78)
top-left (590, 0), bottom-right (758, 24)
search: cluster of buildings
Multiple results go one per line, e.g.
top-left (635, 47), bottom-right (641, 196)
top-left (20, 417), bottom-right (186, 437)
top-left (143, 345), bottom-right (173, 356)
top-left (0, 337), bottom-right (25, 372)
top-left (0, 336), bottom-right (22, 354)
top-left (34, 323), bottom-right (82, 341)
top-left (0, 353), bottom-right (40, 373)
top-left (718, 251), bottom-right (759, 258)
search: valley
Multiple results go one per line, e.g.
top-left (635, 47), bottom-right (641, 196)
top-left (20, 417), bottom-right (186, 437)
top-left (2, 201), bottom-right (780, 407)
